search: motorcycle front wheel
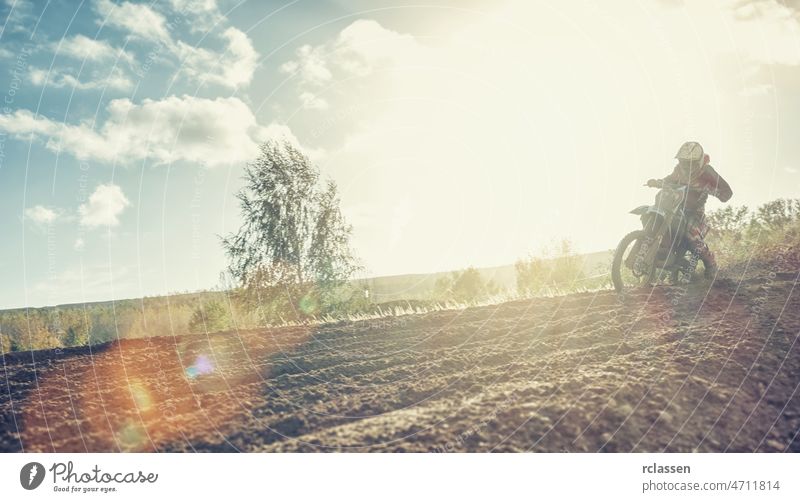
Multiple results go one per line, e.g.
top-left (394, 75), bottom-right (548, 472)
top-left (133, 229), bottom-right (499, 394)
top-left (611, 230), bottom-right (655, 293)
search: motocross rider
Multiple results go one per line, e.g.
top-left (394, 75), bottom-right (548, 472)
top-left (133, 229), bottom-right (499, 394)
top-left (646, 141), bottom-right (733, 278)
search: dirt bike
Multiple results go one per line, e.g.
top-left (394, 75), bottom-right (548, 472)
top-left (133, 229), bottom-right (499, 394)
top-left (611, 181), bottom-right (707, 293)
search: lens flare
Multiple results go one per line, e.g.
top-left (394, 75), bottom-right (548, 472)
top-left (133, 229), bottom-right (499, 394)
top-left (185, 354), bottom-right (215, 379)
top-left (116, 420), bottom-right (147, 451)
top-left (18, 326), bottom-right (311, 451)
top-left (129, 380), bottom-right (152, 411)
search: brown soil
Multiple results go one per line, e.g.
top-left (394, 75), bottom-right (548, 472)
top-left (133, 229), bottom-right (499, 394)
top-left (2, 268), bottom-right (799, 452)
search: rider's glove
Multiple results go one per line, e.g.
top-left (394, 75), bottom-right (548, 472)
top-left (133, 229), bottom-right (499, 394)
top-left (646, 179), bottom-right (663, 188)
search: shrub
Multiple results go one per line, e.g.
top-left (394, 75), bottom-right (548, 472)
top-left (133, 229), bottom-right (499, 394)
top-left (0, 331), bottom-right (13, 353)
top-left (433, 267), bottom-right (499, 304)
top-left (706, 198), bottom-right (800, 268)
top-left (516, 239), bottom-right (585, 295)
top-left (515, 255), bottom-right (548, 295)
top-left (188, 301), bottom-right (231, 334)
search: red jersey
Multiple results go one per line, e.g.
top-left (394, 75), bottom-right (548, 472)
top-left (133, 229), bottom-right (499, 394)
top-left (663, 164), bottom-right (732, 212)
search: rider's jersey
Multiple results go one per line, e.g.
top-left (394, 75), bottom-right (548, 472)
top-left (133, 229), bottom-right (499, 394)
top-left (662, 164), bottom-right (733, 212)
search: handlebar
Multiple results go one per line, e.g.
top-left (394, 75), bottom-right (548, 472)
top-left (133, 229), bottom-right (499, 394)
top-left (645, 180), bottom-right (712, 195)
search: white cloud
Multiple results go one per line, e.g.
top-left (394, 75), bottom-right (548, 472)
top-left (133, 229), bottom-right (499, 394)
top-left (281, 19), bottom-right (430, 85)
top-left (57, 34), bottom-right (134, 64)
top-left (29, 66), bottom-right (133, 91)
top-left (709, 0), bottom-right (800, 66)
top-left (24, 205), bottom-right (59, 224)
top-left (334, 19), bottom-right (423, 69)
top-left (169, 0), bottom-right (224, 32)
top-left (299, 91), bottom-right (329, 110)
top-left (1, 0), bottom-right (35, 35)
top-left (94, 0), bottom-right (258, 90)
top-left (94, 0), bottom-right (171, 44)
top-left (281, 19), bottom-right (426, 109)
top-left (27, 68), bottom-right (46, 85)
top-left (284, 19), bottom-right (423, 84)
top-left (79, 184), bottom-right (130, 228)
top-left (29, 33), bottom-right (136, 93)
top-left (0, 95), bottom-right (298, 167)
top-left (175, 27), bottom-right (258, 89)
top-left (280, 45), bottom-right (333, 85)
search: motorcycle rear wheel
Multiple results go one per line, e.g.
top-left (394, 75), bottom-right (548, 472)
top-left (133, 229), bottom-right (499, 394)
top-left (612, 230), bottom-right (655, 293)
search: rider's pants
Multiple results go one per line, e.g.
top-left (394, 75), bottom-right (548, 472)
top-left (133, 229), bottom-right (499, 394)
top-left (686, 211), bottom-right (716, 270)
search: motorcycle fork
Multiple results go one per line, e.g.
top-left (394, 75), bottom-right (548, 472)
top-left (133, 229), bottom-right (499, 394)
top-left (626, 215), bottom-right (656, 269)
top-left (639, 233), bottom-right (662, 271)
top-left (629, 218), bottom-right (664, 274)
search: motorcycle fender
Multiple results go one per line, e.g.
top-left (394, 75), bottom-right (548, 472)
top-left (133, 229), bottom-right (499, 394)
top-left (629, 205), bottom-right (650, 215)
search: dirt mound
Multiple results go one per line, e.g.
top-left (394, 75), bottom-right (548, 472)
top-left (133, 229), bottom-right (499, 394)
top-left (2, 268), bottom-right (799, 452)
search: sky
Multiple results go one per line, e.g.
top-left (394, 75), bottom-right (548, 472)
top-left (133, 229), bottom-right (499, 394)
top-left (0, 0), bottom-right (798, 309)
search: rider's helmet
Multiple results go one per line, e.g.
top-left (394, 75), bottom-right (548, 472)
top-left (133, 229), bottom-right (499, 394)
top-left (674, 141), bottom-right (707, 180)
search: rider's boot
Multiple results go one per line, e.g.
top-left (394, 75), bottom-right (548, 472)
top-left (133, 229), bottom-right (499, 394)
top-left (686, 217), bottom-right (718, 279)
top-left (703, 260), bottom-right (718, 279)
top-left (695, 243), bottom-right (718, 279)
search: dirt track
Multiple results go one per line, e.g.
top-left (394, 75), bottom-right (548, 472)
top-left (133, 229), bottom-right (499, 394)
top-left (2, 268), bottom-right (800, 452)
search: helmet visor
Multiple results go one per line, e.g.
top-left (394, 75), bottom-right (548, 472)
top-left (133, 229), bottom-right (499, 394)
top-left (678, 158), bottom-right (703, 179)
